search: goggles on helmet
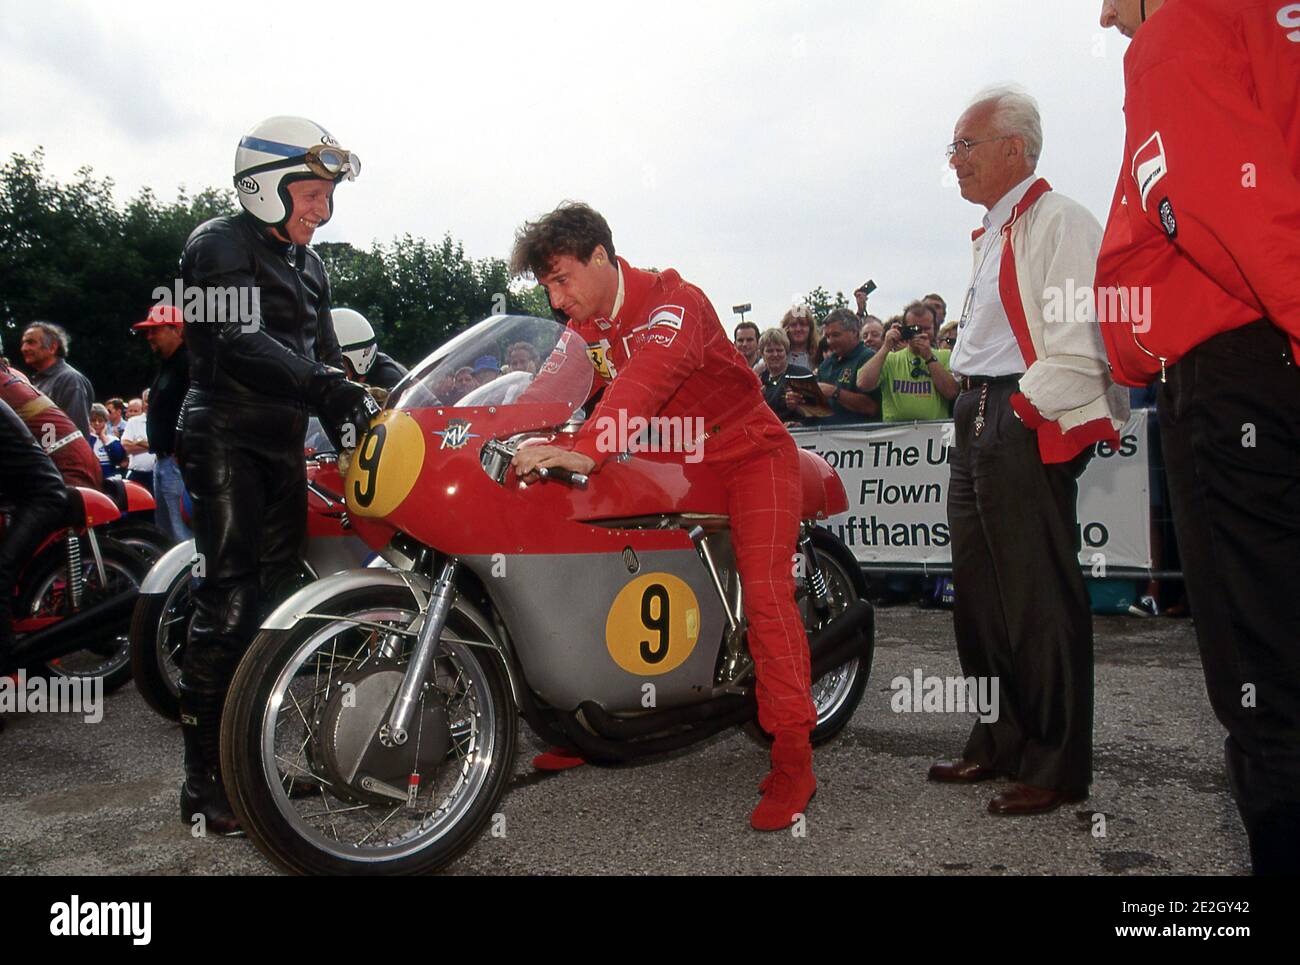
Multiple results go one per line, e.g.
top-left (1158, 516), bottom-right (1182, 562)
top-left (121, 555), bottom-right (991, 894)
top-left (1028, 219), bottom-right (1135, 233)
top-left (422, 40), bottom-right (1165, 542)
top-left (237, 136), bottom-right (361, 182)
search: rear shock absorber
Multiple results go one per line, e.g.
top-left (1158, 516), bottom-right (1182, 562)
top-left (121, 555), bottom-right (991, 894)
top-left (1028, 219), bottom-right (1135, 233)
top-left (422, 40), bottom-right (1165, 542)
top-left (798, 525), bottom-right (831, 619)
top-left (65, 532), bottom-right (85, 611)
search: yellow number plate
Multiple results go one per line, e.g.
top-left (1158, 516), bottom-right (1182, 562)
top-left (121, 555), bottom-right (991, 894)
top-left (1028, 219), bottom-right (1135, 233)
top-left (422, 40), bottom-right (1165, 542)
top-left (604, 573), bottom-right (700, 676)
top-left (344, 410), bottom-right (425, 518)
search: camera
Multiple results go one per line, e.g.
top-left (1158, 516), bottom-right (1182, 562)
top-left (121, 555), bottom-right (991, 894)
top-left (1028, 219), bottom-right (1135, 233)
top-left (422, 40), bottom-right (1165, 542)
top-left (899, 324), bottom-right (922, 340)
top-left (854, 279), bottom-right (877, 298)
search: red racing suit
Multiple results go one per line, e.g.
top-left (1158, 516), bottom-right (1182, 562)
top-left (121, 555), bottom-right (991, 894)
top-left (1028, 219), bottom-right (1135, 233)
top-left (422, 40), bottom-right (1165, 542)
top-left (565, 257), bottom-right (816, 736)
top-left (0, 362), bottom-right (101, 490)
top-left (1095, 0), bottom-right (1300, 384)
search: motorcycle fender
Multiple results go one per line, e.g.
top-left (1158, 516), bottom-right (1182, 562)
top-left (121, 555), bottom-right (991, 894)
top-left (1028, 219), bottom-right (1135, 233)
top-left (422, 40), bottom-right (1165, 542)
top-left (122, 479), bottom-right (156, 513)
top-left (259, 568), bottom-right (524, 707)
top-left (139, 539), bottom-right (198, 595)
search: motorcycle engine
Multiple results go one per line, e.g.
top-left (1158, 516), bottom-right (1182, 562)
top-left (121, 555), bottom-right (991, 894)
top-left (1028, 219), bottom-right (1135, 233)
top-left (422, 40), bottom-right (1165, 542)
top-left (309, 663), bottom-right (451, 808)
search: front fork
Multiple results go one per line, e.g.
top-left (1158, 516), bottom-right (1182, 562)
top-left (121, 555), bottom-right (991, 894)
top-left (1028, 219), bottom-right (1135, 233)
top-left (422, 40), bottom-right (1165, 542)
top-left (381, 558), bottom-right (458, 746)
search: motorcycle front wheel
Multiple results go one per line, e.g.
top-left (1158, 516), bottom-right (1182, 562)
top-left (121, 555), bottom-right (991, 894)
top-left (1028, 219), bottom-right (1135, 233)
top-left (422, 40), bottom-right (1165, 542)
top-left (221, 585), bottom-right (517, 875)
top-left (128, 566), bottom-right (192, 721)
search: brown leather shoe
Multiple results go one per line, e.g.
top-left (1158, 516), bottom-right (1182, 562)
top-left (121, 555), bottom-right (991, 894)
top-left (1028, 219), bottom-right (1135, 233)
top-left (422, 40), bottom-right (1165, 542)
top-left (928, 759), bottom-right (997, 783)
top-left (987, 783), bottom-right (1087, 815)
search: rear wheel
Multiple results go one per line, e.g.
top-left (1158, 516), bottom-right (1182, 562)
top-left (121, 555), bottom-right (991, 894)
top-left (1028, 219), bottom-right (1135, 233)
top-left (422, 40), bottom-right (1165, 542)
top-left (17, 535), bottom-right (152, 694)
top-left (744, 527), bottom-right (874, 746)
top-left (804, 528), bottom-right (873, 744)
top-left (221, 585), bottom-right (517, 875)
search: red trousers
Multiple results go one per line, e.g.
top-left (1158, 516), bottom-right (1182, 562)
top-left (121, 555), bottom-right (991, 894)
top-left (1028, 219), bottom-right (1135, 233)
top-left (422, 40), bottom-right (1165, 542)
top-left (717, 424), bottom-right (817, 737)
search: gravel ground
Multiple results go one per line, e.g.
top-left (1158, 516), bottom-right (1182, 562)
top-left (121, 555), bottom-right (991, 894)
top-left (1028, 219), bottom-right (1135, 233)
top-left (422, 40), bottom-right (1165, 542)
top-left (0, 606), bottom-right (1249, 876)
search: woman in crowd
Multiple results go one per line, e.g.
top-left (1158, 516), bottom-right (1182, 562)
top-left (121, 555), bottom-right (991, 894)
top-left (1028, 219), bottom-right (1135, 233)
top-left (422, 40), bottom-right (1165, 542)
top-left (757, 328), bottom-right (814, 426)
top-left (781, 306), bottom-right (822, 371)
top-left (88, 402), bottom-right (127, 481)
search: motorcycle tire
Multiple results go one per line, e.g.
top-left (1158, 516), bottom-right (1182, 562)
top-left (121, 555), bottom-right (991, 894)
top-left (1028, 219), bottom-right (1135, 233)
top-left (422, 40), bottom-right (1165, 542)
top-left (746, 527), bottom-right (874, 746)
top-left (128, 566), bottom-right (192, 721)
top-left (106, 521), bottom-right (171, 564)
top-left (806, 527), bottom-right (873, 744)
top-left (16, 535), bottom-right (153, 694)
top-left (221, 584), bottom-right (517, 875)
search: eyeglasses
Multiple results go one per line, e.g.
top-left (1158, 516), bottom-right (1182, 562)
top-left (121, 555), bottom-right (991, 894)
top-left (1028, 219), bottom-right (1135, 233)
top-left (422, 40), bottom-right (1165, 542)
top-left (945, 135), bottom-right (1012, 160)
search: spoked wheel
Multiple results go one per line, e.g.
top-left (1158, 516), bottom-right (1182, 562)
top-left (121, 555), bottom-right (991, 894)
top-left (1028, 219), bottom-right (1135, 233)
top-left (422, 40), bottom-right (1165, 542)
top-left (802, 528), bottom-right (873, 744)
top-left (129, 567), bottom-right (193, 720)
top-left (742, 528), bottom-right (873, 746)
top-left (17, 535), bottom-right (152, 694)
top-left (221, 585), bottom-right (517, 875)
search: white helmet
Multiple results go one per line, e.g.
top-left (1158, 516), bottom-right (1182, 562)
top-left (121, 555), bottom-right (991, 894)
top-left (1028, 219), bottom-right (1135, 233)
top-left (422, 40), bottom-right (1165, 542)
top-left (233, 116), bottom-right (360, 228)
top-left (332, 307), bottom-right (378, 376)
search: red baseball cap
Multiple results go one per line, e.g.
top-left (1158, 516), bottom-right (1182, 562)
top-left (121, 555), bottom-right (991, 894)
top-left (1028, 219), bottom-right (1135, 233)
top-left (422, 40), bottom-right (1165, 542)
top-left (132, 304), bottom-right (184, 330)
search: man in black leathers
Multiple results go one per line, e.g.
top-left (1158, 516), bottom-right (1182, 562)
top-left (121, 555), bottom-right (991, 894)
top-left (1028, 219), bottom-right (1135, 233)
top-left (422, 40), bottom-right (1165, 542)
top-left (176, 116), bottom-right (377, 833)
top-left (0, 398), bottom-right (70, 674)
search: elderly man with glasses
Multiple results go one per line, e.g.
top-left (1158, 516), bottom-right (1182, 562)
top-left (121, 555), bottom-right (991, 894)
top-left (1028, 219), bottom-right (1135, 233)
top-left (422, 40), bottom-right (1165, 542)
top-left (930, 86), bottom-right (1128, 816)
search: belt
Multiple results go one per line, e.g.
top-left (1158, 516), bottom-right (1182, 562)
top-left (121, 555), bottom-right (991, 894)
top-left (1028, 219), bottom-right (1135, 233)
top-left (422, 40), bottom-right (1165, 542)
top-left (958, 374), bottom-right (1020, 392)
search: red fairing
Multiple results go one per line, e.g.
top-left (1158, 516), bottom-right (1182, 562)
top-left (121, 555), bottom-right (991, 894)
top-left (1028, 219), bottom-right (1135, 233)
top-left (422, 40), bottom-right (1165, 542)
top-left (797, 448), bottom-right (847, 519)
top-left (74, 487), bottom-right (122, 527)
top-left (386, 407), bottom-right (699, 557)
top-left (1095, 0), bottom-right (1300, 383)
top-left (121, 479), bottom-right (155, 512)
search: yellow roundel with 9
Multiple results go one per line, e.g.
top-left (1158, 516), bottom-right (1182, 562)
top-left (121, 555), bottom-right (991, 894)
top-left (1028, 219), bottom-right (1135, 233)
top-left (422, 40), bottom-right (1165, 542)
top-left (345, 410), bottom-right (425, 519)
top-left (605, 573), bottom-right (700, 676)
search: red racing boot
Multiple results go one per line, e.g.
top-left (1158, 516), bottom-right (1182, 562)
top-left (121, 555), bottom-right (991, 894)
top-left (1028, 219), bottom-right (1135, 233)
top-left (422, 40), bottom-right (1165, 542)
top-left (751, 731), bottom-right (816, 831)
top-left (532, 747), bottom-right (587, 771)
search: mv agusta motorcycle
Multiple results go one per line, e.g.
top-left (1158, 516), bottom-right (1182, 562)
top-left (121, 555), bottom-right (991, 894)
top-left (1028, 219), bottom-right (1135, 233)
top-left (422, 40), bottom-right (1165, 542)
top-left (221, 314), bottom-right (875, 875)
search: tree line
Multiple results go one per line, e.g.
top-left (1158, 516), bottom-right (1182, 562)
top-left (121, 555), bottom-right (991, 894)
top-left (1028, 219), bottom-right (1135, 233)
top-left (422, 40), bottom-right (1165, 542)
top-left (0, 150), bottom-right (550, 398)
top-left (1, 149), bottom-right (845, 398)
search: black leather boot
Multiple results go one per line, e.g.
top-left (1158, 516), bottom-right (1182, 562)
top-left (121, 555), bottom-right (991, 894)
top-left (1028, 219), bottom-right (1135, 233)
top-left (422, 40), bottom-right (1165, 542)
top-left (179, 694), bottom-right (242, 836)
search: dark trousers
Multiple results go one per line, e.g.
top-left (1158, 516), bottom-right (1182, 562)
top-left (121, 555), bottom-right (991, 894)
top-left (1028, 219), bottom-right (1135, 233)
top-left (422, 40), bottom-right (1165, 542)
top-left (178, 400), bottom-right (308, 751)
top-left (1158, 319), bottom-right (1300, 875)
top-left (947, 380), bottom-right (1093, 792)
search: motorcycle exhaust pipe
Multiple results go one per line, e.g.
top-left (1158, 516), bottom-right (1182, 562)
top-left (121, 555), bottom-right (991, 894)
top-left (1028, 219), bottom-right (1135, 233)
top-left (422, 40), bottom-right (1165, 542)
top-left (580, 693), bottom-right (753, 742)
top-left (558, 702), bottom-right (757, 763)
top-left (809, 599), bottom-right (874, 681)
top-left (578, 600), bottom-right (873, 744)
top-left (5, 588), bottom-right (139, 671)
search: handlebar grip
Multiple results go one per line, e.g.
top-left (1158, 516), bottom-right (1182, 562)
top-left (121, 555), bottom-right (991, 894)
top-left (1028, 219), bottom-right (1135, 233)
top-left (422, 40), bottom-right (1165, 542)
top-left (537, 466), bottom-right (589, 489)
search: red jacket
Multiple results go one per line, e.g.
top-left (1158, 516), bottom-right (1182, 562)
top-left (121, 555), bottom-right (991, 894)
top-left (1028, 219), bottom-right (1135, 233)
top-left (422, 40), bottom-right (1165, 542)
top-left (1095, 0), bottom-right (1300, 385)
top-left (568, 258), bottom-right (787, 468)
top-left (0, 363), bottom-right (101, 490)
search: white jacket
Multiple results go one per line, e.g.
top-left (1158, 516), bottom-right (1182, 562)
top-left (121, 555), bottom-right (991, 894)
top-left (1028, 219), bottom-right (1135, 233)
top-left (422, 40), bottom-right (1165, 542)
top-left (975, 177), bottom-right (1129, 463)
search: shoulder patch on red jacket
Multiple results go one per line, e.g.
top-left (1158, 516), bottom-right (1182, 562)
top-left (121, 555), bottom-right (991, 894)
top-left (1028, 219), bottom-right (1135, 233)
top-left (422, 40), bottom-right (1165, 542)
top-left (647, 305), bottom-right (686, 331)
top-left (1131, 130), bottom-right (1168, 213)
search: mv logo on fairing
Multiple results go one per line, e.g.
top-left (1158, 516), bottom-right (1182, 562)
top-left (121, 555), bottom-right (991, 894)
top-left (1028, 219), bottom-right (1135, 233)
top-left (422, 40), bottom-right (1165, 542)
top-left (434, 419), bottom-right (479, 450)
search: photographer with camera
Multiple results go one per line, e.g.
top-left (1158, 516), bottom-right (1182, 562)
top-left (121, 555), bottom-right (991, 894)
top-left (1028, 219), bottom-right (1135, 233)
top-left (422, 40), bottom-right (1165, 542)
top-left (855, 301), bottom-right (958, 421)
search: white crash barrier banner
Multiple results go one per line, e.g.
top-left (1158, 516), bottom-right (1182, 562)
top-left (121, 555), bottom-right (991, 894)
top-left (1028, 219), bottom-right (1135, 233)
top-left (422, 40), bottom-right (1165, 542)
top-left (791, 411), bottom-right (1151, 570)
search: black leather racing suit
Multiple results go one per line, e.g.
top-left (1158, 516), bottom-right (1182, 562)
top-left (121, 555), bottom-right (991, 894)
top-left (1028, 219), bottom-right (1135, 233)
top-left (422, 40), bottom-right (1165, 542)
top-left (0, 398), bottom-right (68, 663)
top-left (363, 351), bottom-right (408, 391)
top-left (176, 211), bottom-right (350, 796)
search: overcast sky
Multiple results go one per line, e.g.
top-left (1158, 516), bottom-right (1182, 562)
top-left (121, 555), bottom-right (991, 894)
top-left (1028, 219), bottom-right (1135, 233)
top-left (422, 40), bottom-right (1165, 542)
top-left (0, 0), bottom-right (1130, 330)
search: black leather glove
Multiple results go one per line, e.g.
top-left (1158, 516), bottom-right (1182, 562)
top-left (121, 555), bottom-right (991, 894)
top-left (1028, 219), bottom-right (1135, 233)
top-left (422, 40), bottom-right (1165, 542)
top-left (319, 379), bottom-right (381, 451)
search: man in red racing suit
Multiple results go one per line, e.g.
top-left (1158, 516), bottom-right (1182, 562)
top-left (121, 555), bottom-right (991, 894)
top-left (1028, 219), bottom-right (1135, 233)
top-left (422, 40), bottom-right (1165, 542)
top-left (1096, 0), bottom-right (1300, 874)
top-left (509, 202), bottom-right (817, 831)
